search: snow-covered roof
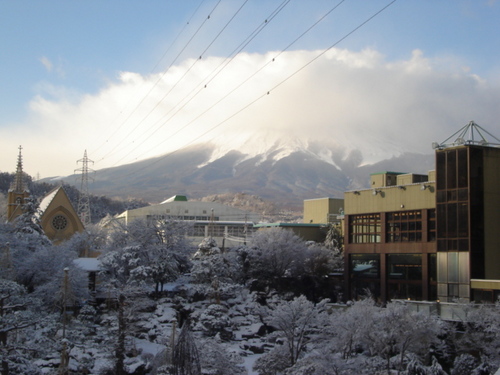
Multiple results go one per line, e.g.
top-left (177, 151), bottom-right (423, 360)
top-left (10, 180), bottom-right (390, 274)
top-left (161, 195), bottom-right (188, 204)
top-left (37, 187), bottom-right (60, 216)
top-left (73, 257), bottom-right (101, 272)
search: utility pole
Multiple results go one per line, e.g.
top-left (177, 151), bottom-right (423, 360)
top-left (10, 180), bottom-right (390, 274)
top-left (75, 150), bottom-right (94, 226)
top-left (59, 268), bottom-right (70, 375)
top-left (62, 267), bottom-right (69, 339)
top-left (209, 208), bottom-right (214, 239)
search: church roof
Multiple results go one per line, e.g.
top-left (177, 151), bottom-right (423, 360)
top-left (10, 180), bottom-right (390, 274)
top-left (38, 187), bottom-right (60, 216)
top-left (36, 186), bottom-right (85, 242)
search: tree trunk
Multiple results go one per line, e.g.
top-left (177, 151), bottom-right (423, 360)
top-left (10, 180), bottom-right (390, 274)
top-left (1, 359), bottom-right (9, 375)
top-left (115, 294), bottom-right (126, 375)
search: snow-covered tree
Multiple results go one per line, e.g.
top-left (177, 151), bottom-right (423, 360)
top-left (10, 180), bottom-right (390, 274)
top-left (101, 218), bottom-right (193, 293)
top-left (457, 302), bottom-right (500, 360)
top-left (361, 301), bottom-right (443, 373)
top-left (11, 196), bottom-right (50, 246)
top-left (253, 343), bottom-right (290, 375)
top-left (303, 243), bottom-right (342, 277)
top-left (324, 223), bottom-right (343, 252)
top-left (193, 303), bottom-right (232, 339)
top-left (13, 244), bottom-right (88, 308)
top-left (61, 223), bottom-right (107, 257)
top-left (248, 228), bottom-right (307, 280)
top-left (197, 337), bottom-right (246, 375)
top-left (265, 295), bottom-right (329, 367)
top-left (0, 278), bottom-right (47, 374)
top-left (331, 296), bottom-right (378, 359)
top-left (451, 354), bottom-right (479, 375)
top-left (191, 241), bottom-right (246, 286)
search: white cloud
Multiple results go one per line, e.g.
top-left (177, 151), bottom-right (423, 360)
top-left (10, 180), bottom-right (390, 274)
top-left (39, 56), bottom-right (53, 72)
top-left (2, 48), bottom-right (500, 178)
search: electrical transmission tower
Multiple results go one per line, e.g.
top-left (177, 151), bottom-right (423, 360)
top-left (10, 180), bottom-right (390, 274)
top-left (75, 150), bottom-right (94, 226)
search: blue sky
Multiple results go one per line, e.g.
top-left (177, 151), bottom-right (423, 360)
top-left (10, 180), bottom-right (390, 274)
top-left (1, 0), bottom-right (500, 178)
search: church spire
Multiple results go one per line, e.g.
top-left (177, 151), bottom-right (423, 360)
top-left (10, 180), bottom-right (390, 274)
top-left (7, 146), bottom-right (30, 222)
top-left (13, 145), bottom-right (25, 193)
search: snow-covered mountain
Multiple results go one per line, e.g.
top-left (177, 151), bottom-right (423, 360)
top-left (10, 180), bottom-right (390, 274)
top-left (59, 140), bottom-right (434, 207)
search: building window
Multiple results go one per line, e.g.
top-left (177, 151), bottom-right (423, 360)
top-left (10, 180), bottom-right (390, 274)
top-left (386, 211), bottom-right (422, 242)
top-left (387, 254), bottom-right (422, 280)
top-left (349, 214), bottom-right (381, 243)
top-left (147, 214), bottom-right (166, 223)
top-left (437, 251), bottom-right (470, 301)
top-left (192, 225), bottom-right (206, 237)
top-left (350, 254), bottom-right (381, 300)
top-left (436, 148), bottom-right (471, 252)
top-left (206, 224), bottom-right (225, 237)
top-left (52, 215), bottom-right (68, 231)
top-left (428, 209), bottom-right (436, 241)
top-left (351, 254), bottom-right (380, 278)
top-left (386, 254), bottom-right (423, 300)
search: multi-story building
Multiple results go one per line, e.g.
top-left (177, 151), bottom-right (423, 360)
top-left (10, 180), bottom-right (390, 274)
top-left (114, 195), bottom-right (260, 248)
top-left (343, 121), bottom-right (500, 303)
top-left (344, 171), bottom-right (437, 303)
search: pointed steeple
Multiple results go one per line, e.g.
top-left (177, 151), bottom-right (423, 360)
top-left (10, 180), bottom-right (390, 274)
top-left (12, 145), bottom-right (25, 193)
top-left (7, 146), bottom-right (30, 222)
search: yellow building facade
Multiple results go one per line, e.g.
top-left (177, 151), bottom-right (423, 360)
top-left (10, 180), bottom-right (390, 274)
top-left (303, 197), bottom-right (344, 224)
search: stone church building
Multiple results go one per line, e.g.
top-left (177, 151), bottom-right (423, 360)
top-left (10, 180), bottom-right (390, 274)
top-left (7, 146), bottom-right (84, 243)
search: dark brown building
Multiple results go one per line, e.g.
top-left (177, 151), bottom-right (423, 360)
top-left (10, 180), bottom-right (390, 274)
top-left (344, 122), bottom-right (500, 303)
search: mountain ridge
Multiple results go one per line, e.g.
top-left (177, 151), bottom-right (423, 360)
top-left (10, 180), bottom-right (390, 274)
top-left (47, 142), bottom-right (434, 208)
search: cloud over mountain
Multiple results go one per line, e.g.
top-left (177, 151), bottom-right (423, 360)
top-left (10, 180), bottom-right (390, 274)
top-left (2, 47), bottom-right (499, 177)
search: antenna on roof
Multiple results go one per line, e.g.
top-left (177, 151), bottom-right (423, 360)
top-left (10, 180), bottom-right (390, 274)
top-left (432, 121), bottom-right (500, 150)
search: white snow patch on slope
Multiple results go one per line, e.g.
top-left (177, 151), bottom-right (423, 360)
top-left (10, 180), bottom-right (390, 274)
top-left (196, 133), bottom-right (347, 170)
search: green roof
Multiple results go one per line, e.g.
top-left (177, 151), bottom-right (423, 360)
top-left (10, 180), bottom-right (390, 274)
top-left (172, 195), bottom-right (188, 201)
top-left (162, 195), bottom-right (188, 203)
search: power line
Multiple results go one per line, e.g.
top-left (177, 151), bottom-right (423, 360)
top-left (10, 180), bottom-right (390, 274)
top-left (95, 0), bottom-right (221, 162)
top-left (267, 0), bottom-right (398, 95)
top-left (108, 0), bottom-right (291, 166)
top-left (111, 0), bottom-right (343, 167)
top-left (104, 0), bottom-right (252, 166)
top-left (116, 0), bottom-right (398, 176)
top-left (91, 1), bottom-right (207, 158)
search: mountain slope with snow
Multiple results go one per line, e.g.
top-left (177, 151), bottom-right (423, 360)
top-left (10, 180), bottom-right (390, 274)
top-left (54, 140), bottom-right (434, 207)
